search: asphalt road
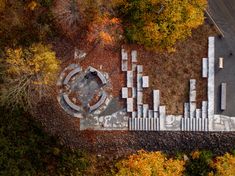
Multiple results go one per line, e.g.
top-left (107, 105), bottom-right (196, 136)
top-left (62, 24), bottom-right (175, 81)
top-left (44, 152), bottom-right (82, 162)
top-left (208, 0), bottom-right (235, 116)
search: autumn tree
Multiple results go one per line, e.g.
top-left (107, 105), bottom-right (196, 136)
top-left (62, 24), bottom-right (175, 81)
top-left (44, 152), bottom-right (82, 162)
top-left (210, 153), bottom-right (235, 176)
top-left (52, 0), bottom-right (100, 39)
top-left (118, 0), bottom-right (207, 51)
top-left (115, 150), bottom-right (185, 176)
top-left (0, 43), bottom-right (60, 110)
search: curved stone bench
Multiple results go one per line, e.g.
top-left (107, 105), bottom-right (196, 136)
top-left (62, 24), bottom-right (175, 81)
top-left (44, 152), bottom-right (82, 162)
top-left (62, 93), bottom-right (81, 112)
top-left (89, 91), bottom-right (107, 112)
top-left (63, 67), bottom-right (81, 85)
top-left (88, 67), bottom-right (107, 85)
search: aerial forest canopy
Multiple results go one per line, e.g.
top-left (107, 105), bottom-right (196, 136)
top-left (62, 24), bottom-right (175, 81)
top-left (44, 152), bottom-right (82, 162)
top-left (118, 0), bottom-right (207, 51)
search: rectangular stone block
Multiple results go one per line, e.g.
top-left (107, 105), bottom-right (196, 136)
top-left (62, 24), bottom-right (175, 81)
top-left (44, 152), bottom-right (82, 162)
top-left (132, 87), bottom-right (137, 98)
top-left (204, 118), bottom-right (208, 131)
top-left (143, 104), bottom-right (149, 118)
top-left (190, 102), bottom-right (196, 119)
top-left (190, 79), bottom-right (196, 91)
top-left (132, 63), bottom-right (137, 71)
top-left (137, 105), bottom-right (143, 118)
top-left (156, 118), bottom-right (160, 131)
top-left (208, 37), bottom-right (215, 122)
top-left (198, 118), bottom-right (201, 131)
top-left (136, 118), bottom-right (139, 130)
top-left (142, 76), bottom-right (149, 88)
top-left (181, 118), bottom-right (184, 131)
top-left (148, 110), bottom-right (154, 118)
top-left (132, 111), bottom-right (137, 118)
top-left (137, 91), bottom-right (143, 105)
top-left (184, 103), bottom-right (189, 118)
top-left (202, 101), bottom-right (207, 119)
top-left (121, 49), bottom-right (128, 60)
top-left (121, 60), bottom-right (128, 71)
top-left (127, 71), bottom-right (133, 88)
top-left (137, 65), bottom-right (143, 73)
top-left (122, 87), bottom-right (128, 98)
top-left (149, 118), bottom-right (153, 131)
top-left (131, 50), bottom-right (137, 62)
top-left (196, 109), bottom-right (201, 119)
top-left (221, 83), bottom-right (226, 110)
top-left (159, 106), bottom-right (166, 130)
top-left (202, 58), bottom-right (208, 78)
top-left (137, 73), bottom-right (143, 91)
top-left (127, 98), bottom-right (133, 112)
top-left (129, 118), bottom-right (132, 131)
top-left (153, 90), bottom-right (160, 111)
top-left (154, 111), bottom-right (159, 118)
top-left (139, 118), bottom-right (143, 131)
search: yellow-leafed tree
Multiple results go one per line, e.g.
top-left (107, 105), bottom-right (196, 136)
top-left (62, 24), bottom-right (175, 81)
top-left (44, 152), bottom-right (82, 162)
top-left (115, 150), bottom-right (185, 176)
top-left (119, 0), bottom-right (207, 51)
top-left (0, 43), bottom-right (60, 110)
top-left (209, 153), bottom-right (235, 176)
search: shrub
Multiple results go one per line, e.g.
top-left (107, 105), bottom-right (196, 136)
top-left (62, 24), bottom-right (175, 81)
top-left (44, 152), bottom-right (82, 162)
top-left (115, 150), bottom-right (185, 176)
top-left (210, 153), bottom-right (235, 176)
top-left (185, 150), bottom-right (213, 176)
top-left (118, 0), bottom-right (207, 51)
top-left (0, 43), bottom-right (60, 110)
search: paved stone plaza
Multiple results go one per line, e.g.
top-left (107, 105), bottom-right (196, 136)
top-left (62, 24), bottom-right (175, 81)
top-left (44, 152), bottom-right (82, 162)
top-left (57, 39), bottom-right (235, 131)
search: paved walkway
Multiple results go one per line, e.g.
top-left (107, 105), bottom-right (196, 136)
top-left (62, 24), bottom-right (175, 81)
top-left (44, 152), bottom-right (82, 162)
top-left (208, 0), bottom-right (235, 116)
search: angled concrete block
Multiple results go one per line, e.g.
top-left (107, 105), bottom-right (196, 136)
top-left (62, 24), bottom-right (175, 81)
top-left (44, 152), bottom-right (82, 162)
top-left (153, 90), bottom-right (160, 111)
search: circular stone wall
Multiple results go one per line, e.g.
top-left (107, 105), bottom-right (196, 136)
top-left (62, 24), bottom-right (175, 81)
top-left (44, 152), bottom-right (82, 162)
top-left (57, 64), bottom-right (111, 118)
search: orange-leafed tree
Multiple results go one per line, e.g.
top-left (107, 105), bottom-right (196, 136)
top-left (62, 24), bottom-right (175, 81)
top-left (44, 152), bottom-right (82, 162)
top-left (118, 0), bottom-right (207, 51)
top-left (86, 15), bottom-right (123, 47)
top-left (115, 150), bottom-right (185, 176)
